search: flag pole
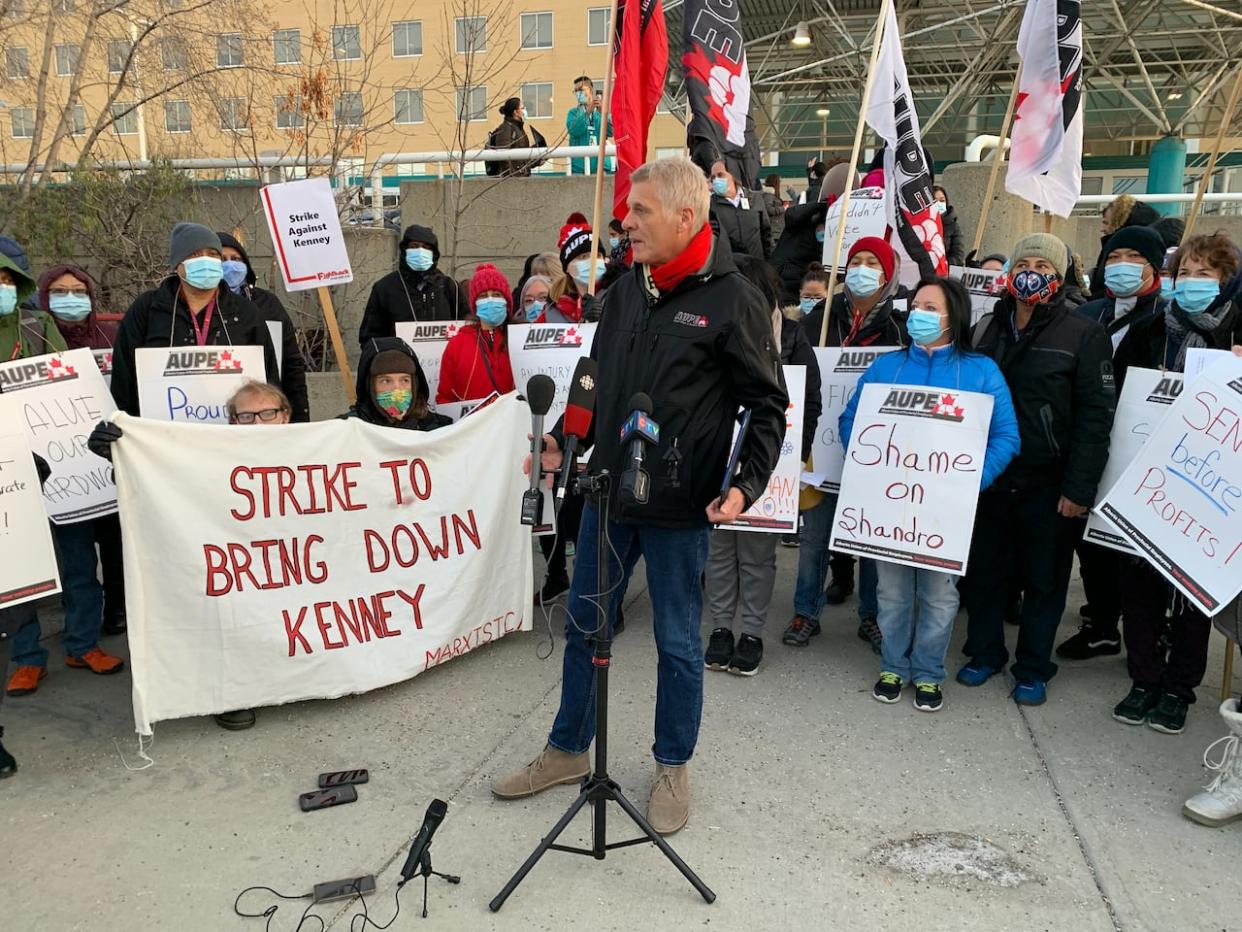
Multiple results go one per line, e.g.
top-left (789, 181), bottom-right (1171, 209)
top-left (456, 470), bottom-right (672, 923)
top-left (971, 60), bottom-right (1023, 258)
top-left (588, 0), bottom-right (622, 298)
top-left (819, 0), bottom-right (893, 347)
top-left (1182, 64), bottom-right (1242, 241)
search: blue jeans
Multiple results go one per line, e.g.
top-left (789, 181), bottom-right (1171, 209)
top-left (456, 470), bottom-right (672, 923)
top-left (11, 520), bottom-right (103, 667)
top-left (548, 503), bottom-right (710, 766)
top-left (794, 493), bottom-right (879, 621)
top-left (875, 562), bottom-right (961, 685)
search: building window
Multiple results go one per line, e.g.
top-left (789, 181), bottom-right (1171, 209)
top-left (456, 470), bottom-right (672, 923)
top-left (275, 94), bottom-right (304, 128)
top-left (521, 82), bottom-right (552, 120)
top-left (68, 103), bottom-right (85, 135)
top-left (107, 38), bottom-right (132, 74)
top-left (4, 1), bottom-right (26, 17)
top-left (54, 43), bottom-right (80, 75)
top-left (273, 28), bottom-right (300, 65)
top-left (5, 47), bottom-right (29, 79)
top-left (392, 20), bottom-right (421, 57)
top-left (332, 25), bottom-right (360, 60)
top-left (587, 8), bottom-right (611, 46)
top-left (334, 91), bottom-right (363, 126)
top-left (217, 33), bottom-right (243, 68)
top-left (111, 103), bottom-right (138, 135)
top-left (520, 12), bottom-right (552, 50)
top-left (455, 16), bottom-right (486, 54)
top-left (11, 108), bottom-right (34, 138)
top-left (217, 97), bottom-right (248, 131)
top-left (164, 99), bottom-right (191, 133)
top-left (393, 89), bottom-right (424, 125)
top-left (162, 37), bottom-right (187, 70)
top-left (455, 85), bottom-right (487, 122)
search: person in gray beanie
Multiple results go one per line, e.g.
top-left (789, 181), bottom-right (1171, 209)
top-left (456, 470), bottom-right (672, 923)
top-left (109, 222), bottom-right (279, 415)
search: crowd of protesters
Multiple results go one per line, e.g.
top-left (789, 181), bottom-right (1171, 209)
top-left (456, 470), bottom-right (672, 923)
top-left (0, 156), bottom-right (1239, 835)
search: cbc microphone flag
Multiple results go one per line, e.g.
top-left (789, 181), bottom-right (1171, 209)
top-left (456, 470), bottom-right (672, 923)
top-left (1004, 0), bottom-right (1084, 217)
top-left (865, 3), bottom-right (946, 278)
top-left (612, 0), bottom-right (668, 221)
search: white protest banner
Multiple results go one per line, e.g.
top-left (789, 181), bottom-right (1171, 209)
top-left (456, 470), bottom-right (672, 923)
top-left (437, 392), bottom-right (499, 424)
top-left (803, 346), bottom-right (901, 492)
top-left (1095, 356), bottom-right (1242, 616)
top-left (92, 347), bottom-right (115, 387)
top-left (0, 433), bottom-right (61, 609)
top-left (821, 187), bottom-right (887, 274)
top-left (949, 265), bottom-right (1003, 325)
top-left (112, 395), bottom-right (533, 735)
top-left (1084, 368), bottom-right (1182, 553)
top-left (261, 177), bottom-right (353, 291)
top-left (0, 349), bottom-right (117, 524)
top-left (395, 320), bottom-right (466, 410)
top-left (266, 321), bottom-right (283, 378)
top-left (730, 365), bottom-right (805, 534)
top-left (829, 383), bottom-right (993, 575)
top-left (134, 345), bottom-right (266, 424)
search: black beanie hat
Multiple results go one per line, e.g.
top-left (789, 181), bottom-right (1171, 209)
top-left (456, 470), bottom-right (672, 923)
top-left (1103, 225), bottom-right (1165, 273)
top-left (370, 349), bottom-right (418, 380)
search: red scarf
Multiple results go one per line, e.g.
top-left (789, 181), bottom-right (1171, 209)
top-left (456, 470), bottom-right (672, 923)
top-left (650, 224), bottom-right (713, 293)
top-left (553, 292), bottom-right (584, 324)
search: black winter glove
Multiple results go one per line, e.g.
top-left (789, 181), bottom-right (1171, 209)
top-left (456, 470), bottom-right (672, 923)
top-left (581, 293), bottom-right (603, 323)
top-left (88, 421), bottom-right (123, 461)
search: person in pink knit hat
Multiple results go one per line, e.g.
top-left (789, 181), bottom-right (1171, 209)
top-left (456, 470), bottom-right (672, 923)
top-left (436, 263), bottom-right (516, 404)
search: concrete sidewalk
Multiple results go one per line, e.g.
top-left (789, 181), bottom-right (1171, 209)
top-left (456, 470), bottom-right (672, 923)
top-left (1, 551), bottom-right (1239, 932)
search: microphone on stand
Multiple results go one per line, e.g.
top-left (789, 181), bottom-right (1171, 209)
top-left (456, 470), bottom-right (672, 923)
top-left (522, 374), bottom-right (557, 527)
top-left (553, 357), bottom-right (599, 514)
top-left (398, 799), bottom-right (449, 885)
top-left (618, 393), bottom-right (659, 507)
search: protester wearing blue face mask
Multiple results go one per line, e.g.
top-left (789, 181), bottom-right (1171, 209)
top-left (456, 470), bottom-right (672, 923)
top-left (518, 275), bottom-right (553, 324)
top-left (931, 185), bottom-right (965, 266)
top-left (566, 76), bottom-right (612, 176)
top-left (0, 236), bottom-right (66, 361)
top-left (543, 213), bottom-right (610, 324)
top-left (797, 264), bottom-right (829, 316)
top-left (840, 277), bottom-right (1019, 711)
top-left (707, 160), bottom-right (771, 262)
top-left (358, 224), bottom-right (469, 347)
top-left (109, 223), bottom-right (279, 418)
top-left (436, 263), bottom-right (515, 405)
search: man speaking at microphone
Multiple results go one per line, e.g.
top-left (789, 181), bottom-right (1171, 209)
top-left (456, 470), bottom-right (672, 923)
top-left (493, 157), bottom-right (788, 835)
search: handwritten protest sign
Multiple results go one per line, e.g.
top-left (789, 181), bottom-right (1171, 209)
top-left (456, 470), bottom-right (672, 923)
top-left (261, 177), bottom-right (353, 291)
top-left (729, 366), bottom-right (805, 533)
top-left (395, 321), bottom-right (465, 410)
top-left (803, 346), bottom-right (901, 492)
top-left (1096, 356), bottom-right (1242, 615)
top-left (822, 187), bottom-right (887, 273)
top-left (0, 349), bottom-right (117, 524)
top-left (949, 265), bottom-right (1003, 325)
top-left (134, 345), bottom-right (266, 424)
top-left (0, 433), bottom-right (61, 609)
top-left (112, 395), bottom-right (533, 735)
top-left (1085, 368), bottom-right (1181, 553)
top-left (829, 383), bottom-right (993, 574)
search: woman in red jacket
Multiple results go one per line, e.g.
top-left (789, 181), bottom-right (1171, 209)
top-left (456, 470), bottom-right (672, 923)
top-left (436, 263), bottom-right (516, 404)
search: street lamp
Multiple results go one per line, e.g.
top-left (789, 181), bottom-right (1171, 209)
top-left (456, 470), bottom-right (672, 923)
top-left (817, 107), bottom-right (830, 156)
top-left (792, 21), bottom-right (812, 46)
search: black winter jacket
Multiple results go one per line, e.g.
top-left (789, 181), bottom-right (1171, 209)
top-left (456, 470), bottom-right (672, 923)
top-left (801, 293), bottom-right (908, 349)
top-left (771, 200), bottom-right (828, 298)
top-left (358, 226), bottom-right (468, 345)
top-left (344, 336), bottom-right (453, 430)
top-left (778, 308), bottom-right (822, 460)
top-left (110, 276), bottom-right (280, 417)
top-left (973, 292), bottom-right (1116, 506)
top-left (552, 235), bottom-right (789, 527)
top-left (1076, 290), bottom-right (1165, 388)
top-left (709, 192), bottom-right (771, 261)
top-left (941, 206), bottom-right (965, 266)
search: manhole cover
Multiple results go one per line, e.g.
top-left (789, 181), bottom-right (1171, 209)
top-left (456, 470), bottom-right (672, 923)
top-left (867, 832), bottom-right (1029, 888)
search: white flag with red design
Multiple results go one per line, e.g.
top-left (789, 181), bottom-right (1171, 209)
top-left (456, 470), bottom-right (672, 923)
top-left (865, 2), bottom-right (947, 277)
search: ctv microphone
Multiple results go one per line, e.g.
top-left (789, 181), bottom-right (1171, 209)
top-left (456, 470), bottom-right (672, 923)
top-left (554, 357), bottom-right (599, 511)
top-left (522, 374), bottom-right (557, 526)
top-left (619, 393), bottom-right (659, 506)
top-left (398, 798), bottom-right (449, 885)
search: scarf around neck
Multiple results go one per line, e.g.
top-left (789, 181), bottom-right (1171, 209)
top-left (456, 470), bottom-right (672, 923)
top-left (649, 224), bottom-right (713, 294)
top-left (1164, 299), bottom-right (1231, 371)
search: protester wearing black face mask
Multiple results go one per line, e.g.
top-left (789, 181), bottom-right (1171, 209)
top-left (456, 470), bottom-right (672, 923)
top-left (960, 233), bottom-right (1116, 708)
top-left (216, 232), bottom-right (309, 423)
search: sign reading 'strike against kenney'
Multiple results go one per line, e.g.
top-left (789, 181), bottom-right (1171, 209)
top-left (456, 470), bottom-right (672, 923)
top-left (261, 177), bottom-right (353, 292)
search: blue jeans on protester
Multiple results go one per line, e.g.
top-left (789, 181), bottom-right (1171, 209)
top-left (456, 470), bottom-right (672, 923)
top-left (11, 520), bottom-right (103, 667)
top-left (794, 493), bottom-right (878, 621)
top-left (875, 562), bottom-right (961, 685)
top-left (548, 502), bottom-right (710, 767)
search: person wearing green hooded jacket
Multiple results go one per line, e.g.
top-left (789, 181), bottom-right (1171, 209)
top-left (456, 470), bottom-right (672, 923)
top-left (0, 236), bottom-right (66, 361)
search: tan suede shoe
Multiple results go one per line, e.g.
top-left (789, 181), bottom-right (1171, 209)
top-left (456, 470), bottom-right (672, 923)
top-left (491, 746), bottom-right (590, 799)
top-left (647, 763), bottom-right (690, 834)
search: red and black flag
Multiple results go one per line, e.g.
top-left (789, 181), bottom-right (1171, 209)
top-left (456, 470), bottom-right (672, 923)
top-left (612, 0), bottom-right (669, 221)
top-left (682, 0), bottom-right (761, 190)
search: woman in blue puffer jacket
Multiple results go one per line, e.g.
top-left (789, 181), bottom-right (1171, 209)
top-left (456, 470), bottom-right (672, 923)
top-left (839, 276), bottom-right (1021, 713)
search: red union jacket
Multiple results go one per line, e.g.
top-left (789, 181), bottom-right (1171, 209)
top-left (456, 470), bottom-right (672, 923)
top-left (435, 323), bottom-right (514, 404)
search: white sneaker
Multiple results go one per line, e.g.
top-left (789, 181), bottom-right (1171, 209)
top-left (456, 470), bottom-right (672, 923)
top-left (1183, 699), bottom-right (1242, 827)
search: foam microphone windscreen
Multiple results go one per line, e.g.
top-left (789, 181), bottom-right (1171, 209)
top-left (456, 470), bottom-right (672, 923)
top-left (526, 374), bottom-right (557, 417)
top-left (627, 392), bottom-right (653, 415)
top-left (563, 357), bottom-right (599, 438)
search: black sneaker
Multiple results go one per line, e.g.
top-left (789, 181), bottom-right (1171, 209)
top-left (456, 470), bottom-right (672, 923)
top-left (913, 682), bottom-right (944, 712)
top-left (872, 672), bottom-right (903, 703)
top-left (781, 615), bottom-right (821, 647)
top-left (1112, 686), bottom-right (1159, 725)
top-left (779, 534), bottom-right (800, 548)
top-left (857, 616), bottom-right (883, 655)
top-left (0, 725), bottom-right (15, 778)
top-left (1147, 693), bottom-right (1189, 735)
top-left (704, 627), bottom-right (734, 671)
top-left (824, 577), bottom-right (855, 605)
top-left (729, 635), bottom-right (763, 676)
top-left (1056, 624), bottom-right (1122, 660)
top-left (214, 709), bottom-right (257, 731)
